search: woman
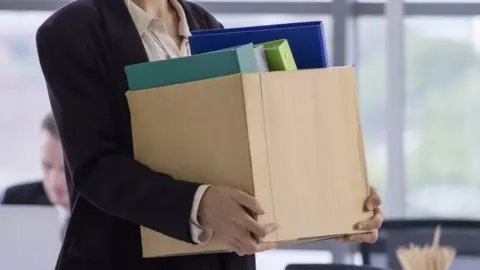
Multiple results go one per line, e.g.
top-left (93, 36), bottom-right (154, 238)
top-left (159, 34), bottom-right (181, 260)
top-left (36, 0), bottom-right (384, 269)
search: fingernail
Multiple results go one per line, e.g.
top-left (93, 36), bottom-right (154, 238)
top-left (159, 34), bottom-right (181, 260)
top-left (355, 223), bottom-right (364, 230)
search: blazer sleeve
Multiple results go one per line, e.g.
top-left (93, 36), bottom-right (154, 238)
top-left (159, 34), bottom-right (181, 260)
top-left (36, 12), bottom-right (200, 243)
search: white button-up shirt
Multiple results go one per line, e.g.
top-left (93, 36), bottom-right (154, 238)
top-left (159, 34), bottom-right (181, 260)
top-left (125, 0), bottom-right (212, 245)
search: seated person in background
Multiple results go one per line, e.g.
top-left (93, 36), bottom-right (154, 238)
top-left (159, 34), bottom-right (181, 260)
top-left (1, 113), bottom-right (69, 222)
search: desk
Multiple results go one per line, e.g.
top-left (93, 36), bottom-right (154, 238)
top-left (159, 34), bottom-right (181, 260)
top-left (278, 240), bottom-right (359, 264)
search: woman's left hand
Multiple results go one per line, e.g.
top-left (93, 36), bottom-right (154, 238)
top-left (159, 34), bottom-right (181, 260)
top-left (337, 186), bottom-right (384, 244)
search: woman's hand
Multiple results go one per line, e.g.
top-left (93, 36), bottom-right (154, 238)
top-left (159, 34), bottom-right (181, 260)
top-left (337, 186), bottom-right (384, 244)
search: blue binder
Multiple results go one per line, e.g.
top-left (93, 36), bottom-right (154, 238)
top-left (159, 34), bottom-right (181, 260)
top-left (189, 21), bottom-right (328, 69)
top-left (192, 21), bottom-right (321, 35)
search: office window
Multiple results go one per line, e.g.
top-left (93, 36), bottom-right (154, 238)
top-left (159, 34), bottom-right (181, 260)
top-left (214, 14), bottom-right (333, 63)
top-left (405, 17), bottom-right (480, 218)
top-left (0, 11), bottom-right (52, 190)
top-left (356, 17), bottom-right (387, 199)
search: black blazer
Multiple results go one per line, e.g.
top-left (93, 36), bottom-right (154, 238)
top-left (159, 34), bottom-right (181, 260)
top-left (36, 0), bottom-right (254, 269)
top-left (1, 181), bottom-right (51, 205)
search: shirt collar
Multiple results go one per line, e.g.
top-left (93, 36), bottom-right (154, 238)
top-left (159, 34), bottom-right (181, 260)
top-left (125, 0), bottom-right (191, 38)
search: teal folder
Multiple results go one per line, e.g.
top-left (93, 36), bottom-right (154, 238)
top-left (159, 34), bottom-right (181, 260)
top-left (125, 43), bottom-right (259, 91)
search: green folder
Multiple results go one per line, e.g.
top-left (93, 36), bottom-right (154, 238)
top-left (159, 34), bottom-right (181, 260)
top-left (125, 43), bottom-right (259, 91)
top-left (256, 39), bottom-right (297, 71)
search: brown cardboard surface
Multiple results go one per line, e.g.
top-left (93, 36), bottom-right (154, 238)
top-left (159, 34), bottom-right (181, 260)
top-left (126, 66), bottom-right (372, 258)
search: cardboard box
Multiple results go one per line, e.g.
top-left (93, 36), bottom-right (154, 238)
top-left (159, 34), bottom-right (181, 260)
top-left (126, 66), bottom-right (372, 258)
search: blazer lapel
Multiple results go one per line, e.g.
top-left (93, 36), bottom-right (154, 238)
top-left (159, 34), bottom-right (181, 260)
top-left (96, 0), bottom-right (149, 72)
top-left (178, 0), bottom-right (206, 32)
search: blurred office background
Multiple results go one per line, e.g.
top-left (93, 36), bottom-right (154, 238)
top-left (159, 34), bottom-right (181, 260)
top-left (1, 0), bottom-right (480, 269)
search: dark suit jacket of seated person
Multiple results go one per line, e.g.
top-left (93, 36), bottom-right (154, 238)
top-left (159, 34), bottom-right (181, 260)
top-left (2, 181), bottom-right (51, 205)
top-left (36, 0), bottom-right (254, 269)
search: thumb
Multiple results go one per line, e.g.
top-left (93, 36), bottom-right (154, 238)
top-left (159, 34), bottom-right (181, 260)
top-left (232, 190), bottom-right (265, 215)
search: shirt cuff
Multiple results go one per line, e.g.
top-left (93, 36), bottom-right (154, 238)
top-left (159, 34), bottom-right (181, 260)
top-left (190, 184), bottom-right (213, 245)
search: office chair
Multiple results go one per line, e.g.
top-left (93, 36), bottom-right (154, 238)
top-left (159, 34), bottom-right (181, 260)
top-left (285, 264), bottom-right (389, 270)
top-left (359, 219), bottom-right (480, 269)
